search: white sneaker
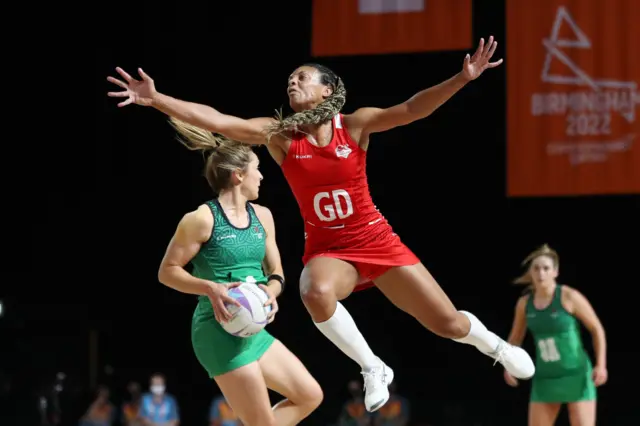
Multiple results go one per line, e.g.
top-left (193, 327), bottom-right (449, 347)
top-left (361, 358), bottom-right (394, 412)
top-left (488, 340), bottom-right (535, 379)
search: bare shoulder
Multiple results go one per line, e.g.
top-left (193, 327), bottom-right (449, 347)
top-left (180, 204), bottom-right (214, 238)
top-left (560, 285), bottom-right (586, 311)
top-left (345, 107), bottom-right (382, 117)
top-left (561, 284), bottom-right (582, 301)
top-left (251, 203), bottom-right (274, 224)
top-left (265, 131), bottom-right (290, 147)
top-left (265, 138), bottom-right (289, 165)
top-left (194, 203), bottom-right (215, 222)
top-left (343, 108), bottom-right (382, 129)
top-left (516, 294), bottom-right (530, 311)
top-left (256, 122), bottom-right (291, 164)
top-left (342, 108), bottom-right (384, 147)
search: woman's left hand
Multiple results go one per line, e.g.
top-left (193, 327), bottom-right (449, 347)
top-left (259, 284), bottom-right (279, 323)
top-left (461, 36), bottom-right (503, 81)
top-left (592, 364), bottom-right (608, 387)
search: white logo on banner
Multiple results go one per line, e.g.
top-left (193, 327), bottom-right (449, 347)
top-left (358, 0), bottom-right (425, 15)
top-left (531, 6), bottom-right (639, 165)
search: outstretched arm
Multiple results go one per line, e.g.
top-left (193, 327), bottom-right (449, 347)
top-left (347, 36), bottom-right (503, 136)
top-left (107, 67), bottom-right (275, 146)
top-left (152, 92), bottom-right (274, 146)
top-left (349, 73), bottom-right (469, 134)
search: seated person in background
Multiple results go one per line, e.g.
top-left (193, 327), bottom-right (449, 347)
top-left (122, 381), bottom-right (143, 426)
top-left (139, 373), bottom-right (179, 426)
top-left (373, 382), bottom-right (409, 426)
top-left (338, 380), bottom-right (371, 426)
top-left (210, 394), bottom-right (242, 426)
top-left (79, 385), bottom-right (115, 426)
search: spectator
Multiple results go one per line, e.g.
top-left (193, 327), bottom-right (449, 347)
top-left (373, 382), bottom-right (409, 426)
top-left (209, 395), bottom-right (242, 426)
top-left (139, 373), bottom-right (179, 426)
top-left (338, 380), bottom-right (371, 426)
top-left (122, 381), bottom-right (143, 426)
top-left (79, 385), bottom-right (115, 426)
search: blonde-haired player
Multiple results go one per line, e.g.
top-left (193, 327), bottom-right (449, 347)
top-left (504, 244), bottom-right (608, 425)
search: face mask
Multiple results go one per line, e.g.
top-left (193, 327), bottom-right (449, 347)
top-left (150, 385), bottom-right (165, 396)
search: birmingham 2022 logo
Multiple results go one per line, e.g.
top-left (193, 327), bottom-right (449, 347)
top-left (530, 6), bottom-right (639, 165)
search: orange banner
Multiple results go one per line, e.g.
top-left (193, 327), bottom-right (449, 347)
top-left (507, 0), bottom-right (640, 196)
top-left (311, 0), bottom-right (472, 57)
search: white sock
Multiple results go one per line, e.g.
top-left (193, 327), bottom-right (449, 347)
top-left (452, 311), bottom-right (501, 354)
top-left (314, 302), bottom-right (380, 371)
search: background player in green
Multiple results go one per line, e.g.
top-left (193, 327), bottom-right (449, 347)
top-left (157, 119), bottom-right (323, 426)
top-left (504, 244), bottom-right (608, 426)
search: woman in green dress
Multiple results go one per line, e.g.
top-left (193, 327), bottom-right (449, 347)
top-left (158, 120), bottom-right (323, 426)
top-left (504, 244), bottom-right (608, 426)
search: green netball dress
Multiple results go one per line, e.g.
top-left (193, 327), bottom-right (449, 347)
top-left (526, 285), bottom-right (596, 403)
top-left (190, 200), bottom-right (274, 377)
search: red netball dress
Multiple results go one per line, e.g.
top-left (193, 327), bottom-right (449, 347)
top-left (280, 114), bottom-right (419, 289)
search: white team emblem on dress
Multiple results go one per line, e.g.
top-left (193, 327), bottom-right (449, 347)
top-left (252, 225), bottom-right (263, 239)
top-left (335, 144), bottom-right (352, 159)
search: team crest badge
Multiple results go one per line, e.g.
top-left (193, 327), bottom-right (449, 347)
top-left (253, 226), bottom-right (263, 239)
top-left (335, 144), bottom-right (352, 159)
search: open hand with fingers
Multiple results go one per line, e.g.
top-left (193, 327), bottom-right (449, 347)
top-left (259, 284), bottom-right (279, 324)
top-left (205, 281), bottom-right (243, 323)
top-left (461, 36), bottom-right (503, 81)
top-left (107, 67), bottom-right (157, 107)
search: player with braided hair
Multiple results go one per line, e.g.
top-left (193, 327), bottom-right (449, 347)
top-left (108, 36), bottom-right (534, 412)
top-left (265, 63), bottom-right (347, 139)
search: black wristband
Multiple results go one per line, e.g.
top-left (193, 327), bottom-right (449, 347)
top-left (267, 274), bottom-right (285, 295)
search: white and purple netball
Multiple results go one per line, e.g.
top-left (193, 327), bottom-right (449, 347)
top-left (221, 282), bottom-right (272, 338)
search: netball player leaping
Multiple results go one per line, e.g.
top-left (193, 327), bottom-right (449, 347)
top-left (109, 36), bottom-right (534, 412)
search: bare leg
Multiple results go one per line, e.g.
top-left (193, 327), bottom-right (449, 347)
top-left (529, 403), bottom-right (562, 426)
top-left (214, 362), bottom-right (276, 426)
top-left (373, 263), bottom-right (469, 339)
top-left (373, 262), bottom-right (535, 379)
top-left (259, 340), bottom-right (323, 426)
top-left (300, 257), bottom-right (359, 322)
top-left (300, 256), bottom-right (392, 411)
top-left (567, 401), bottom-right (596, 426)
top-left (300, 257), bottom-right (378, 369)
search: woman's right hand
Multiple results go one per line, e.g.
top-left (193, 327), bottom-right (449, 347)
top-left (107, 67), bottom-right (157, 107)
top-left (504, 369), bottom-right (519, 387)
top-left (206, 281), bottom-right (243, 323)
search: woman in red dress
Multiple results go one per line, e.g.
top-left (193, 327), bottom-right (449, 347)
top-left (108, 36), bottom-right (534, 413)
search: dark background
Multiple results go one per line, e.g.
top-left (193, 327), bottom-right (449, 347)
top-left (3, 0), bottom-right (638, 425)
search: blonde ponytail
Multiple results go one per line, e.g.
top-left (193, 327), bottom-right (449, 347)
top-left (168, 117), bottom-right (254, 193)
